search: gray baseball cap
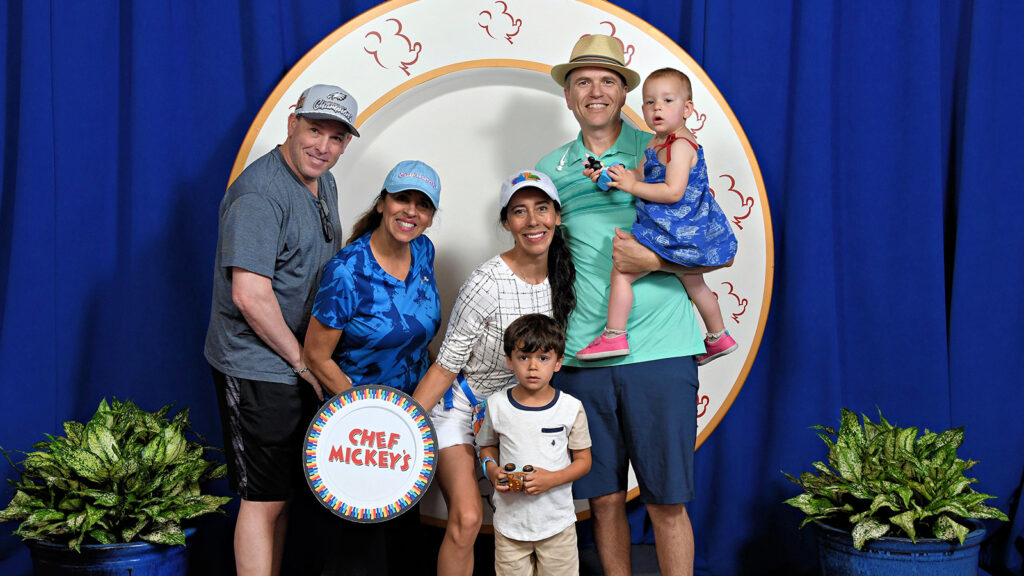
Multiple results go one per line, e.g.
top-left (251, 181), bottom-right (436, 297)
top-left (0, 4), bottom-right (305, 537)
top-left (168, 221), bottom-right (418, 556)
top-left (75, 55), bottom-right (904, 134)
top-left (292, 84), bottom-right (360, 137)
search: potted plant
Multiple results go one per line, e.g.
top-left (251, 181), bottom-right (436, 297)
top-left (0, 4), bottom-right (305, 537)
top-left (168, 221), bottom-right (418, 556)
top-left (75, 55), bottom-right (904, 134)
top-left (783, 408), bottom-right (1008, 576)
top-left (0, 398), bottom-right (232, 574)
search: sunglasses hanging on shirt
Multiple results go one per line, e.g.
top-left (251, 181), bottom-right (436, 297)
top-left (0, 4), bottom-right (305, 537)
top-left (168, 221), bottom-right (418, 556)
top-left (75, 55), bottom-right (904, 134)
top-left (318, 199), bottom-right (334, 243)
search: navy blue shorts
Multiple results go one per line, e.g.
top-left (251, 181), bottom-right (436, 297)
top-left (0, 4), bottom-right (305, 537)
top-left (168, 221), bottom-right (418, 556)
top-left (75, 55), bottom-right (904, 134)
top-left (553, 356), bottom-right (698, 504)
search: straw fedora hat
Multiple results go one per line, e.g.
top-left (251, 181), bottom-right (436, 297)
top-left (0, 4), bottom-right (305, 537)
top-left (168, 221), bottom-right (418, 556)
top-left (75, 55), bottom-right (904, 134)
top-left (550, 34), bottom-right (641, 92)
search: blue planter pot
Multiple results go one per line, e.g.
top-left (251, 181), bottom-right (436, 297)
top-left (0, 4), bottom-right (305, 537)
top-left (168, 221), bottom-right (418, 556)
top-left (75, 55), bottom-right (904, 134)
top-left (25, 527), bottom-right (196, 575)
top-left (814, 520), bottom-right (986, 576)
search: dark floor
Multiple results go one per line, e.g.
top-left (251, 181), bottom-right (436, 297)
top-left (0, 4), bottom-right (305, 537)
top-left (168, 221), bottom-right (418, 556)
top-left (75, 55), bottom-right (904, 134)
top-left (422, 525), bottom-right (662, 576)
top-left (196, 493), bottom-right (666, 575)
top-left (580, 543), bottom-right (661, 576)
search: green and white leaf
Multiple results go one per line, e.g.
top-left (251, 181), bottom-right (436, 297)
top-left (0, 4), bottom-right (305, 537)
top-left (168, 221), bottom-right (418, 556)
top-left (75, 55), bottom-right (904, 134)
top-left (933, 515), bottom-right (969, 544)
top-left (140, 523), bottom-right (186, 546)
top-left (852, 517), bottom-right (890, 550)
top-left (889, 510), bottom-right (918, 541)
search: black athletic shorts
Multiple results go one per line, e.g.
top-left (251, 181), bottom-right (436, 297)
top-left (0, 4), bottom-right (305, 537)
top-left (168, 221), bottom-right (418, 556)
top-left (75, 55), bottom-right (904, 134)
top-left (211, 368), bottom-right (319, 501)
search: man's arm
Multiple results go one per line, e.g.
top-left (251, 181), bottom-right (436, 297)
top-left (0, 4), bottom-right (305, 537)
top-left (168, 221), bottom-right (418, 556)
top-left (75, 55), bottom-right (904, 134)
top-left (231, 267), bottom-right (324, 399)
top-left (612, 228), bottom-right (733, 276)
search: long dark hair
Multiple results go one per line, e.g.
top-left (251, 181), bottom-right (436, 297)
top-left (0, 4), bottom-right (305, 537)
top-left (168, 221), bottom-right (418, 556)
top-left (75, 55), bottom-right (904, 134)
top-left (345, 191), bottom-right (387, 246)
top-left (500, 203), bottom-right (577, 330)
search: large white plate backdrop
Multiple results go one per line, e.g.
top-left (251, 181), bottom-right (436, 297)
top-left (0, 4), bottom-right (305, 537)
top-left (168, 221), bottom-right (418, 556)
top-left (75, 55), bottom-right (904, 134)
top-left (230, 0), bottom-right (773, 526)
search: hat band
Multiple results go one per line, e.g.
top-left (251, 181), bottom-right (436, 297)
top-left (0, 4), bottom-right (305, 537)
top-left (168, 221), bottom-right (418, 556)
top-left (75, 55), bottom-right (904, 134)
top-left (569, 54), bottom-right (627, 67)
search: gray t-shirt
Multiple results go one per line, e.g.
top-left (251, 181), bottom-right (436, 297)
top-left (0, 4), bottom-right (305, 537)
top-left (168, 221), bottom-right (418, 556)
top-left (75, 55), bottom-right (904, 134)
top-left (205, 147), bottom-right (342, 384)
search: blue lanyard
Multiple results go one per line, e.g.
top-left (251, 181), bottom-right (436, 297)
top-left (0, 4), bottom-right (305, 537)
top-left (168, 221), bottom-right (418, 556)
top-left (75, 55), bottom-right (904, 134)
top-left (443, 372), bottom-right (478, 410)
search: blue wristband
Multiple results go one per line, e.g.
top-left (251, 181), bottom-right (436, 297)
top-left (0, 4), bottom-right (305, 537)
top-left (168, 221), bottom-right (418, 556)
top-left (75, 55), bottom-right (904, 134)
top-left (481, 457), bottom-right (497, 481)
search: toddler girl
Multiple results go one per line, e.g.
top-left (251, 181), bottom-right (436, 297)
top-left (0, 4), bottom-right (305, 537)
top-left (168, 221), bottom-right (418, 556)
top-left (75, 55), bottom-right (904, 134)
top-left (577, 68), bottom-right (738, 365)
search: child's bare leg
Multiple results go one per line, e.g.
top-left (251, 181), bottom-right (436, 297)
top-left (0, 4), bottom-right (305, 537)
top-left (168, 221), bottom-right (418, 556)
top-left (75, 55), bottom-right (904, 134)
top-left (607, 267), bottom-right (647, 332)
top-left (680, 273), bottom-right (725, 335)
top-left (578, 268), bottom-right (649, 360)
top-left (681, 273), bottom-right (738, 365)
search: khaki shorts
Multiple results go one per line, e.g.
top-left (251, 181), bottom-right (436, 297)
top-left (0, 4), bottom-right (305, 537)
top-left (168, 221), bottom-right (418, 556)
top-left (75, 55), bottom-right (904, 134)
top-left (494, 524), bottom-right (579, 576)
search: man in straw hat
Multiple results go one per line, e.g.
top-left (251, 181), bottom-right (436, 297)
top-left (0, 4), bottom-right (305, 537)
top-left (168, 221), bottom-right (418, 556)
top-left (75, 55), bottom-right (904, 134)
top-left (206, 84), bottom-right (358, 575)
top-left (537, 35), bottom-right (728, 576)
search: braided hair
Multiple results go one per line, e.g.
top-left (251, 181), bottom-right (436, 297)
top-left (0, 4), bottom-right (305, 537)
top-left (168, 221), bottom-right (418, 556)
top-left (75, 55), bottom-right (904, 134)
top-left (499, 202), bottom-right (577, 330)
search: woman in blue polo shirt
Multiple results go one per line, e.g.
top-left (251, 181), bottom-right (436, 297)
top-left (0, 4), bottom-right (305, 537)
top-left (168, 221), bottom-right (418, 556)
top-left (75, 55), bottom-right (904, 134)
top-left (302, 160), bottom-right (442, 576)
top-left (303, 159), bottom-right (442, 394)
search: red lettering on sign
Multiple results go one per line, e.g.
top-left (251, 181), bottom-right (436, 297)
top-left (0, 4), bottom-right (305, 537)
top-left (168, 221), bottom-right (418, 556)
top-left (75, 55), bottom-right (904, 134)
top-left (359, 429), bottom-right (374, 447)
top-left (334, 429), bottom-right (411, 472)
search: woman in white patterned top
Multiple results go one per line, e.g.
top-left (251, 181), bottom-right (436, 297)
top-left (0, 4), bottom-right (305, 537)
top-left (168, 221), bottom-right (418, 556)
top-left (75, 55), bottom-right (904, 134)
top-left (412, 170), bottom-right (575, 576)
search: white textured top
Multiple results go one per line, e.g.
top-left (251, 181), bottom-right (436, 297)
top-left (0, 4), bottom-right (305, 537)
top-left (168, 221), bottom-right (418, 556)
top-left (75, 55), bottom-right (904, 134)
top-left (436, 255), bottom-right (552, 397)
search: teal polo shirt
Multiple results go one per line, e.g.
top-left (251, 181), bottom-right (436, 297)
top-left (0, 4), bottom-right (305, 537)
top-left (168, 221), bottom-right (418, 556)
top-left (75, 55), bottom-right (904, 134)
top-left (536, 122), bottom-right (705, 367)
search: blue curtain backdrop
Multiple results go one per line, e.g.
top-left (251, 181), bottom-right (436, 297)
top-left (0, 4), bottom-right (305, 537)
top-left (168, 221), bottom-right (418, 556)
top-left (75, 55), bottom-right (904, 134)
top-left (2, 1), bottom-right (1022, 574)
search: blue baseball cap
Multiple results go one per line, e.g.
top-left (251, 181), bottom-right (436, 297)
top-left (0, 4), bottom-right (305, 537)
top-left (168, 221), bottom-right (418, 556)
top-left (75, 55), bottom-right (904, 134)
top-left (381, 160), bottom-right (441, 209)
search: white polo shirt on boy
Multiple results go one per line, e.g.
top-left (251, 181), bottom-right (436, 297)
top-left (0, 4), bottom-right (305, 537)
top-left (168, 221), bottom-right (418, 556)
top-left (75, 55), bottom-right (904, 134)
top-left (477, 388), bottom-right (591, 541)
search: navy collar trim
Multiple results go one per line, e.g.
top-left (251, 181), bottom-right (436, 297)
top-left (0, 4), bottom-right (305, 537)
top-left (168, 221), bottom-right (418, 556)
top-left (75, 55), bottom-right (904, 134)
top-left (507, 388), bottom-right (559, 411)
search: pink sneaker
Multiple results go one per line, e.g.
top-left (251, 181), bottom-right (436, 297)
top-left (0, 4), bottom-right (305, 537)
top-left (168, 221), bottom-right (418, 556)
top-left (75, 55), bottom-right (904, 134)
top-left (696, 332), bottom-right (738, 365)
top-left (577, 333), bottom-right (630, 361)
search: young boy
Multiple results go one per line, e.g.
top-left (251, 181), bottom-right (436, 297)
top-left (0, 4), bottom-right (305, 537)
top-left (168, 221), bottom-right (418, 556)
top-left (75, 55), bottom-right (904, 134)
top-left (477, 313), bottom-right (592, 576)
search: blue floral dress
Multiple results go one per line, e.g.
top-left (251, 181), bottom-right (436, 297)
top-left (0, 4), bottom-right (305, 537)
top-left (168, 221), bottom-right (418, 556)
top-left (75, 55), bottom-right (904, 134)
top-left (632, 136), bottom-right (738, 266)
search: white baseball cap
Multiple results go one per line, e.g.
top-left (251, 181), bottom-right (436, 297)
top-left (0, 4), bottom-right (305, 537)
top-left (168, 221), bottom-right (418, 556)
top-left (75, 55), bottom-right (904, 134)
top-left (499, 170), bottom-right (560, 209)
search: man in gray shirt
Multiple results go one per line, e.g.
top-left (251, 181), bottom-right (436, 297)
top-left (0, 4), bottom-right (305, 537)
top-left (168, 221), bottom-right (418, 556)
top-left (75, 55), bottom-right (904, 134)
top-left (205, 84), bottom-right (358, 576)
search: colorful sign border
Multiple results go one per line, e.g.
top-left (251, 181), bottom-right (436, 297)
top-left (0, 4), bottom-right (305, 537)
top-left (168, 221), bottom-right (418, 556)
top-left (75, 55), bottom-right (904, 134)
top-left (303, 385), bottom-right (437, 523)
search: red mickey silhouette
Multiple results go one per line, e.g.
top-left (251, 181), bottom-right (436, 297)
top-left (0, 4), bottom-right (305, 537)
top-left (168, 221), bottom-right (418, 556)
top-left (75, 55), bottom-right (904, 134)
top-left (697, 395), bottom-right (710, 418)
top-left (720, 281), bottom-right (748, 324)
top-left (364, 18), bottom-right (422, 76)
top-left (689, 106), bottom-right (707, 133)
top-left (479, 1), bottom-right (522, 45)
top-left (581, 21), bottom-right (635, 65)
top-left (710, 174), bottom-right (754, 231)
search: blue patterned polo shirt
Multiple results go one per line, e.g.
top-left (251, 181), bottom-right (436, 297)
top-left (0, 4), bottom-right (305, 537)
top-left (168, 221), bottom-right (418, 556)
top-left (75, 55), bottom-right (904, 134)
top-left (311, 232), bottom-right (441, 392)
